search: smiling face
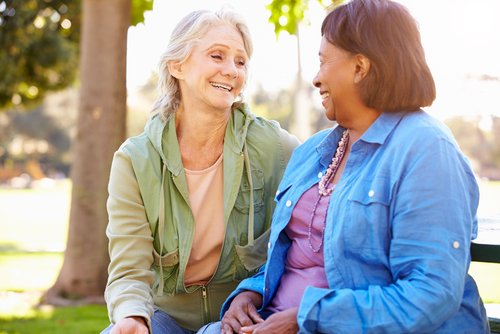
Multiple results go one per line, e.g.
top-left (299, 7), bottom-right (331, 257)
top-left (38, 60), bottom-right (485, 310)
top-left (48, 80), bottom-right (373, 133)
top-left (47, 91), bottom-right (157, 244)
top-left (169, 23), bottom-right (248, 114)
top-left (312, 37), bottom-right (361, 123)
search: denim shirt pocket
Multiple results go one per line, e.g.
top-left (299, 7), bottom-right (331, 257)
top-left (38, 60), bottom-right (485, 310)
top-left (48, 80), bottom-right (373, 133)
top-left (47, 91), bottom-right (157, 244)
top-left (343, 177), bottom-right (392, 262)
top-left (348, 177), bottom-right (391, 206)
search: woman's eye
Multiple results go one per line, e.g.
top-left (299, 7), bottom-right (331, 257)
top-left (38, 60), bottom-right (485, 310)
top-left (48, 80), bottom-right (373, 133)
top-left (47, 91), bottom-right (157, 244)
top-left (237, 60), bottom-right (246, 66)
top-left (211, 54), bottom-right (222, 60)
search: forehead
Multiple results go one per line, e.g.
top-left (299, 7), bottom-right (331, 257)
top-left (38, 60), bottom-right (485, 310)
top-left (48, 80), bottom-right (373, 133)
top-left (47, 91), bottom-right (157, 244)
top-left (198, 23), bottom-right (247, 55)
top-left (318, 36), bottom-right (344, 57)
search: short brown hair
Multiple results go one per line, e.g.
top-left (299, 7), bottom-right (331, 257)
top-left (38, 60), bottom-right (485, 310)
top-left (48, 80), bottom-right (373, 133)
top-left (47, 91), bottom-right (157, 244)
top-left (322, 0), bottom-right (435, 111)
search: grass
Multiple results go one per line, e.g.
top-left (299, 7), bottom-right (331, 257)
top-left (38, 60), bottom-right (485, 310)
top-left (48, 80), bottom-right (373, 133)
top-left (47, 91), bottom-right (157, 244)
top-left (0, 304), bottom-right (108, 334)
top-left (0, 253), bottom-right (109, 333)
top-left (0, 180), bottom-right (109, 333)
top-left (469, 262), bottom-right (500, 304)
top-left (0, 179), bottom-right (499, 332)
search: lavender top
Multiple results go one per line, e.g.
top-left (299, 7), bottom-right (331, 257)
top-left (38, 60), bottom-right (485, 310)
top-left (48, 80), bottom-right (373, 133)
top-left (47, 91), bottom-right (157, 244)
top-left (266, 183), bottom-right (330, 312)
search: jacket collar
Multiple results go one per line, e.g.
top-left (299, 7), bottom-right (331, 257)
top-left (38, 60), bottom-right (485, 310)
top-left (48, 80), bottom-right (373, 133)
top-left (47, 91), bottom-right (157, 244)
top-left (224, 103), bottom-right (255, 155)
top-left (144, 104), bottom-right (255, 176)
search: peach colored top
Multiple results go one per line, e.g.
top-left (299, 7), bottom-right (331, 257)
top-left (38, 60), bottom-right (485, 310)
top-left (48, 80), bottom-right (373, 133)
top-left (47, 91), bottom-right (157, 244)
top-left (183, 154), bottom-right (225, 285)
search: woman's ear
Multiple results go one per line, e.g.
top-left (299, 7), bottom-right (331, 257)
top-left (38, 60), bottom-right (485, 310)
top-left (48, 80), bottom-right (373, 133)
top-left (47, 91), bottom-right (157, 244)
top-left (167, 61), bottom-right (183, 80)
top-left (354, 54), bottom-right (370, 83)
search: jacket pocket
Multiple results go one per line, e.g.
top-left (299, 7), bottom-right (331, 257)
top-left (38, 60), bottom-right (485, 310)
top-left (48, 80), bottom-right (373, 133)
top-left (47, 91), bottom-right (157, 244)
top-left (152, 248), bottom-right (179, 295)
top-left (234, 169), bottom-right (264, 213)
top-left (233, 229), bottom-right (270, 280)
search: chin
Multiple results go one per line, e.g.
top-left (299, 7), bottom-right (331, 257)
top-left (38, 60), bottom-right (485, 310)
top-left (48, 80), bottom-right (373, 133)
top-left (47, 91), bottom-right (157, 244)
top-left (212, 101), bottom-right (234, 111)
top-left (324, 109), bottom-right (336, 122)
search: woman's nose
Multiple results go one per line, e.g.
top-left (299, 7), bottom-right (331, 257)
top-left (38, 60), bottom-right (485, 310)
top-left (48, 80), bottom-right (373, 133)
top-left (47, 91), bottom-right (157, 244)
top-left (312, 73), bottom-right (320, 88)
top-left (222, 61), bottom-right (238, 79)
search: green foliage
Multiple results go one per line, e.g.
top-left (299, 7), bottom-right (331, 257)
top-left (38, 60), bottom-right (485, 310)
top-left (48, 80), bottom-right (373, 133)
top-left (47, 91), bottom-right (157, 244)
top-left (0, 0), bottom-right (81, 110)
top-left (0, 104), bottom-right (74, 175)
top-left (0, 0), bottom-right (154, 110)
top-left (131, 0), bottom-right (153, 26)
top-left (266, 0), bottom-right (308, 37)
top-left (266, 0), bottom-right (342, 37)
top-left (0, 304), bottom-right (109, 334)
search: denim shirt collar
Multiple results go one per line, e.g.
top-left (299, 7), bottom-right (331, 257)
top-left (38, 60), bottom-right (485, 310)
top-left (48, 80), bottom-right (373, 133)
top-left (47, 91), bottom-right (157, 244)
top-left (316, 111), bottom-right (409, 168)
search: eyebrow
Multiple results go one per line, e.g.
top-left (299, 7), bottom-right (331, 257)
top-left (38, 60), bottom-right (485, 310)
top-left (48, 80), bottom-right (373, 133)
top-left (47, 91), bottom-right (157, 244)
top-left (207, 43), bottom-right (247, 55)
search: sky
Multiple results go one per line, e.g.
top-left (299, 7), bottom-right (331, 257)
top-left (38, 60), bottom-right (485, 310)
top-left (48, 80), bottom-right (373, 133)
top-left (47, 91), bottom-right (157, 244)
top-left (126, 0), bottom-right (500, 121)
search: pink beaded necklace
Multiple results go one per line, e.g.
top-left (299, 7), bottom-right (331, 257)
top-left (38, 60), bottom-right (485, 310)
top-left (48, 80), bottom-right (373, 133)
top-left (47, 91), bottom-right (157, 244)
top-left (308, 129), bottom-right (349, 252)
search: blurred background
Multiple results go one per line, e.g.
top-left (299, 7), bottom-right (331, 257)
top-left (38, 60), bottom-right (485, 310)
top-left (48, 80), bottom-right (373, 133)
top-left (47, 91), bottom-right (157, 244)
top-left (1, 0), bottom-right (499, 333)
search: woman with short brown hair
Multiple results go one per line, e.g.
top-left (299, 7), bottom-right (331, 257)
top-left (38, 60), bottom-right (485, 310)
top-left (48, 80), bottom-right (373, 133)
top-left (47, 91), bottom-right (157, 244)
top-left (217, 1), bottom-right (489, 333)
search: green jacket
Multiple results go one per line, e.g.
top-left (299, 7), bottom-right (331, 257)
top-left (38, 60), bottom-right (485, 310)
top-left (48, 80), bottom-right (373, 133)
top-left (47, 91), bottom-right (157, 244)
top-left (105, 105), bottom-right (299, 331)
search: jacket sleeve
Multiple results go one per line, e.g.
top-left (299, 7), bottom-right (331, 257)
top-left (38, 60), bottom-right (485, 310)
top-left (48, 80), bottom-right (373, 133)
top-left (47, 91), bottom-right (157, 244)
top-left (277, 127), bottom-right (301, 169)
top-left (105, 149), bottom-right (155, 331)
top-left (297, 136), bottom-right (479, 333)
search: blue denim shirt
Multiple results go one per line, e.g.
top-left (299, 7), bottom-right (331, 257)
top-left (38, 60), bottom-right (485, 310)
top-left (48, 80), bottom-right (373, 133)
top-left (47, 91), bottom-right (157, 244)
top-left (221, 110), bottom-right (489, 333)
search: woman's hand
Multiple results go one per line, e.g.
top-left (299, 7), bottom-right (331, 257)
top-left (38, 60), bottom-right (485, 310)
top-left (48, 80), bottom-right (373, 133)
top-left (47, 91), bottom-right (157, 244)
top-left (240, 307), bottom-right (299, 334)
top-left (110, 316), bottom-right (148, 334)
top-left (221, 291), bottom-right (264, 334)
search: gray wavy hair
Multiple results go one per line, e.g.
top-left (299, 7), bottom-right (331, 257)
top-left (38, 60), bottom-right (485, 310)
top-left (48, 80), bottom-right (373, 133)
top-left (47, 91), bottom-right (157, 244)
top-left (152, 8), bottom-right (254, 121)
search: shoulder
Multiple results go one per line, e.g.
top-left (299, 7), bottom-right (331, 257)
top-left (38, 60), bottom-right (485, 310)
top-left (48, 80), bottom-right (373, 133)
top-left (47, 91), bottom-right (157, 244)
top-left (377, 111), bottom-right (461, 160)
top-left (117, 131), bottom-right (152, 160)
top-left (248, 115), bottom-right (286, 137)
top-left (239, 105), bottom-right (300, 156)
top-left (389, 111), bottom-right (474, 174)
top-left (118, 115), bottom-right (165, 160)
top-left (396, 111), bottom-right (456, 144)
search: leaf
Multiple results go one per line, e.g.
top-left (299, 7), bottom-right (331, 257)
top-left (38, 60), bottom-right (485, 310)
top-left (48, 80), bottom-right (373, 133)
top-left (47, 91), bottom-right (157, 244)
top-left (266, 0), bottom-right (343, 38)
top-left (131, 0), bottom-right (153, 26)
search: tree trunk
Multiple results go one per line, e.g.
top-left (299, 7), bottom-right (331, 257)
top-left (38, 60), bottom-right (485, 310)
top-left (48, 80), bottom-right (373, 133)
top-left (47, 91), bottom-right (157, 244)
top-left (44, 0), bottom-right (130, 304)
top-left (291, 23), bottom-right (311, 141)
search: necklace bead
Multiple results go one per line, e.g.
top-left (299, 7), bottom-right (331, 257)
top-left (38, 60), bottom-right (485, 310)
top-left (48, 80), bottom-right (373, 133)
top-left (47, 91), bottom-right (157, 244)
top-left (308, 130), bottom-right (349, 252)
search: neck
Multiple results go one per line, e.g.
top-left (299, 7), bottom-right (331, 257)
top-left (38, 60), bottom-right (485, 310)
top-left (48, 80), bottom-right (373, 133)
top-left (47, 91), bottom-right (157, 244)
top-left (341, 105), bottom-right (381, 143)
top-left (175, 105), bottom-right (230, 170)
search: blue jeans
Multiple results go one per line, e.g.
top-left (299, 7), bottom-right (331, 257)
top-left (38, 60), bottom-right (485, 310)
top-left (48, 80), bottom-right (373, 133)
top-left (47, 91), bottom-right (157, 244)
top-left (196, 321), bottom-right (221, 334)
top-left (101, 309), bottom-right (196, 334)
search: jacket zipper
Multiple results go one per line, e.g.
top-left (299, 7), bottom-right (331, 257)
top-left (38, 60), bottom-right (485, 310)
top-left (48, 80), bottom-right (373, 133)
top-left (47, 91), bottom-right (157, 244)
top-left (196, 216), bottom-right (229, 324)
top-left (201, 285), bottom-right (210, 323)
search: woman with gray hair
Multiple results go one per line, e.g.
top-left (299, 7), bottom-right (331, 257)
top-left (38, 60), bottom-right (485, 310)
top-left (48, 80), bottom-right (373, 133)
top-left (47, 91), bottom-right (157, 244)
top-left (101, 8), bottom-right (299, 334)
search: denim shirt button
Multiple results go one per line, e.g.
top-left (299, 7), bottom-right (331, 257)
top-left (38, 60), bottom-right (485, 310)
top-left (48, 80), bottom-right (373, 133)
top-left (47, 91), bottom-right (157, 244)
top-left (318, 172), bottom-right (323, 178)
top-left (285, 200), bottom-right (292, 207)
top-left (276, 189), bottom-right (280, 196)
top-left (368, 189), bottom-right (375, 197)
top-left (453, 241), bottom-right (460, 249)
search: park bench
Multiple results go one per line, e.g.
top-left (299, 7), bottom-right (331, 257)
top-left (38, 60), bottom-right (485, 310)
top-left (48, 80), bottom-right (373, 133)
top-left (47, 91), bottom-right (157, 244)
top-left (471, 241), bottom-right (500, 333)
